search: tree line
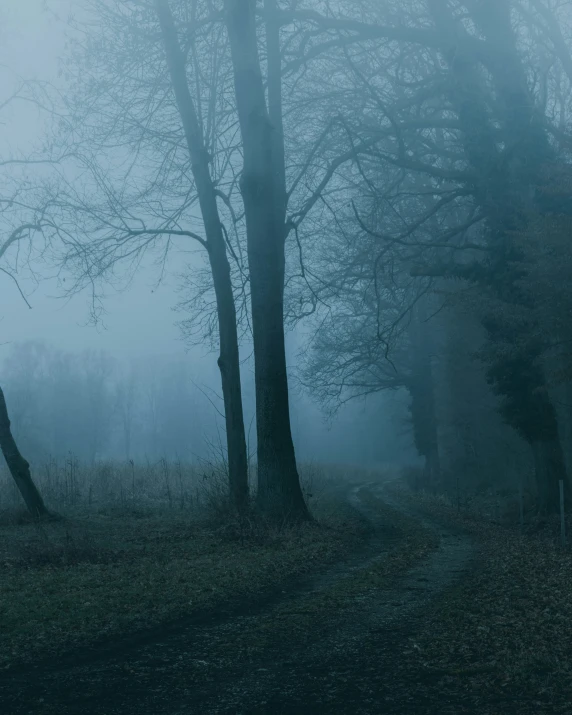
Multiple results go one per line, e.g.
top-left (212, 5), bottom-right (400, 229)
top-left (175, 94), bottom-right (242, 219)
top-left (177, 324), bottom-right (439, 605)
top-left (0, 342), bottom-right (207, 464)
top-left (2, 0), bottom-right (572, 518)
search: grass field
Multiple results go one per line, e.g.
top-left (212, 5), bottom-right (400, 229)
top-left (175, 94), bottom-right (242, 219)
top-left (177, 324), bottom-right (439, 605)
top-left (0, 461), bottom-right (370, 669)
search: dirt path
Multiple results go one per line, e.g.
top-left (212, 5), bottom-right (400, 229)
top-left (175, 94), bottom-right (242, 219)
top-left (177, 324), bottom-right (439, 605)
top-left (0, 480), bottom-right (475, 714)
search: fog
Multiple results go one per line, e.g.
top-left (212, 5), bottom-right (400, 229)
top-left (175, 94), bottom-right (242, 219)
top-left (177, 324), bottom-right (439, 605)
top-left (5, 2), bottom-right (572, 710)
top-left (0, 1), bottom-right (414, 471)
top-left (3, 0), bottom-right (572, 517)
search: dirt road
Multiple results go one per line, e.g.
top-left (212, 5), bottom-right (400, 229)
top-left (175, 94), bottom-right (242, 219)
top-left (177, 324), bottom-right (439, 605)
top-left (0, 480), bottom-right (475, 714)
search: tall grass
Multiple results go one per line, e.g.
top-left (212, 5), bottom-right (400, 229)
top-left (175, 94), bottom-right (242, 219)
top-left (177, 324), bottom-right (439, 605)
top-left (0, 457), bottom-right (347, 517)
top-left (0, 455), bottom-right (219, 514)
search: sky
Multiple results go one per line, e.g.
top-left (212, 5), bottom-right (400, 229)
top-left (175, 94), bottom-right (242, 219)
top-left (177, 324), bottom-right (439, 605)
top-left (0, 1), bottom-right (416, 467)
top-left (0, 1), bottom-right (200, 358)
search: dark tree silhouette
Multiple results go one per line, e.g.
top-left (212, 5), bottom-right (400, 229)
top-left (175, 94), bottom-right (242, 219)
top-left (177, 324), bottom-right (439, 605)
top-left (0, 386), bottom-right (49, 518)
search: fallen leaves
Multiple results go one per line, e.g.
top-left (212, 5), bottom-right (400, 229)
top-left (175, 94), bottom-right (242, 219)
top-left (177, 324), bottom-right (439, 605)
top-left (0, 495), bottom-right (367, 669)
top-left (383, 481), bottom-right (572, 713)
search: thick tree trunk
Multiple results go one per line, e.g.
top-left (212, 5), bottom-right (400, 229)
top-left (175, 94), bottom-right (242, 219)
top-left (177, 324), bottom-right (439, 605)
top-left (0, 386), bottom-right (49, 518)
top-left (156, 0), bottom-right (249, 511)
top-left (427, 438), bottom-right (441, 490)
top-left (224, 0), bottom-right (309, 521)
top-left (422, 449), bottom-right (441, 494)
top-left (523, 384), bottom-right (570, 514)
top-left (249, 262), bottom-right (307, 519)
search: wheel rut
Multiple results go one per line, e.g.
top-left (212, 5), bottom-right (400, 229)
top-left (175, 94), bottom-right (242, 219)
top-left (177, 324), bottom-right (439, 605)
top-left (0, 479), bottom-right (475, 715)
top-left (177, 481), bottom-right (474, 714)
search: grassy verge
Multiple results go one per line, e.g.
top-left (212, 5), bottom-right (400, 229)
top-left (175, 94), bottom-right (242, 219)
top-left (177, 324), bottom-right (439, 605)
top-left (0, 484), bottom-right (445, 715)
top-left (384, 480), bottom-right (572, 714)
top-left (0, 493), bottom-right (366, 670)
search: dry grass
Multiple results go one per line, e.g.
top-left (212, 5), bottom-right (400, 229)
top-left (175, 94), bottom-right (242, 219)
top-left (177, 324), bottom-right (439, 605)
top-left (0, 458), bottom-right (337, 515)
top-left (0, 456), bottom-right (216, 514)
top-left (0, 461), bottom-right (368, 670)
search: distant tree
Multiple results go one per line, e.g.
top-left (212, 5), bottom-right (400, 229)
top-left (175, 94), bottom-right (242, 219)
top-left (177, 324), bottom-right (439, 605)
top-left (407, 302), bottom-right (441, 491)
top-left (300, 243), bottom-right (440, 486)
top-left (0, 341), bottom-right (48, 445)
top-left (1, 343), bottom-right (119, 463)
top-left (114, 361), bottom-right (139, 461)
top-left (50, 0), bottom-right (250, 511)
top-left (43, 348), bottom-right (85, 459)
top-left (290, 0), bottom-right (572, 513)
top-left (82, 350), bottom-right (115, 464)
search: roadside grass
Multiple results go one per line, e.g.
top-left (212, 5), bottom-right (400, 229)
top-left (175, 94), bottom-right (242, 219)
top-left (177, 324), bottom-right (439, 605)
top-left (383, 478), bottom-right (572, 714)
top-left (0, 463), bottom-right (367, 670)
top-left (0, 480), bottom-right (448, 715)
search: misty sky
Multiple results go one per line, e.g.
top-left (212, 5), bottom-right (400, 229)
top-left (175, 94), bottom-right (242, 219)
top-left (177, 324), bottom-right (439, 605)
top-left (0, 1), bottom-right (206, 358)
top-left (0, 1), bottom-right (415, 467)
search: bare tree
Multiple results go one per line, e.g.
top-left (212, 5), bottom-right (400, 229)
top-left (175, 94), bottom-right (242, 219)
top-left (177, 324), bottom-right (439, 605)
top-left (288, 0), bottom-right (572, 513)
top-left (224, 0), bottom-right (310, 520)
top-left (49, 0), bottom-right (250, 511)
top-left (154, 0), bottom-right (249, 510)
top-left (0, 75), bottom-right (58, 516)
top-left (0, 386), bottom-right (50, 518)
top-left (114, 361), bottom-right (139, 461)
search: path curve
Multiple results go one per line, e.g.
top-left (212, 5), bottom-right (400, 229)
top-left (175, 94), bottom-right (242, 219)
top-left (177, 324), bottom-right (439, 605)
top-left (0, 479), bottom-right (474, 714)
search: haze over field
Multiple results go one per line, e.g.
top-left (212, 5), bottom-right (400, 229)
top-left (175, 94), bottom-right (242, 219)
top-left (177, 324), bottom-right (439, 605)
top-left (4, 3), bottom-right (572, 714)
top-left (2, 0), bottom-right (572, 511)
top-left (0, 1), bottom-right (413, 469)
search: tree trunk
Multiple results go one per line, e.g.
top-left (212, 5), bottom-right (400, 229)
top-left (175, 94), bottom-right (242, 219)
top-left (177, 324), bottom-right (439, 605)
top-left (224, 0), bottom-right (309, 521)
top-left (408, 301), bottom-right (441, 492)
top-left (0, 386), bottom-right (50, 518)
top-left (532, 437), bottom-right (568, 515)
top-left (212, 248), bottom-right (251, 512)
top-left (409, 377), bottom-right (441, 491)
top-left (155, 0), bottom-right (249, 511)
top-left (422, 451), bottom-right (440, 494)
top-left (427, 440), bottom-right (441, 491)
top-left (525, 386), bottom-right (570, 514)
top-left (429, 0), bottom-right (570, 511)
top-left (123, 421), bottom-right (131, 462)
